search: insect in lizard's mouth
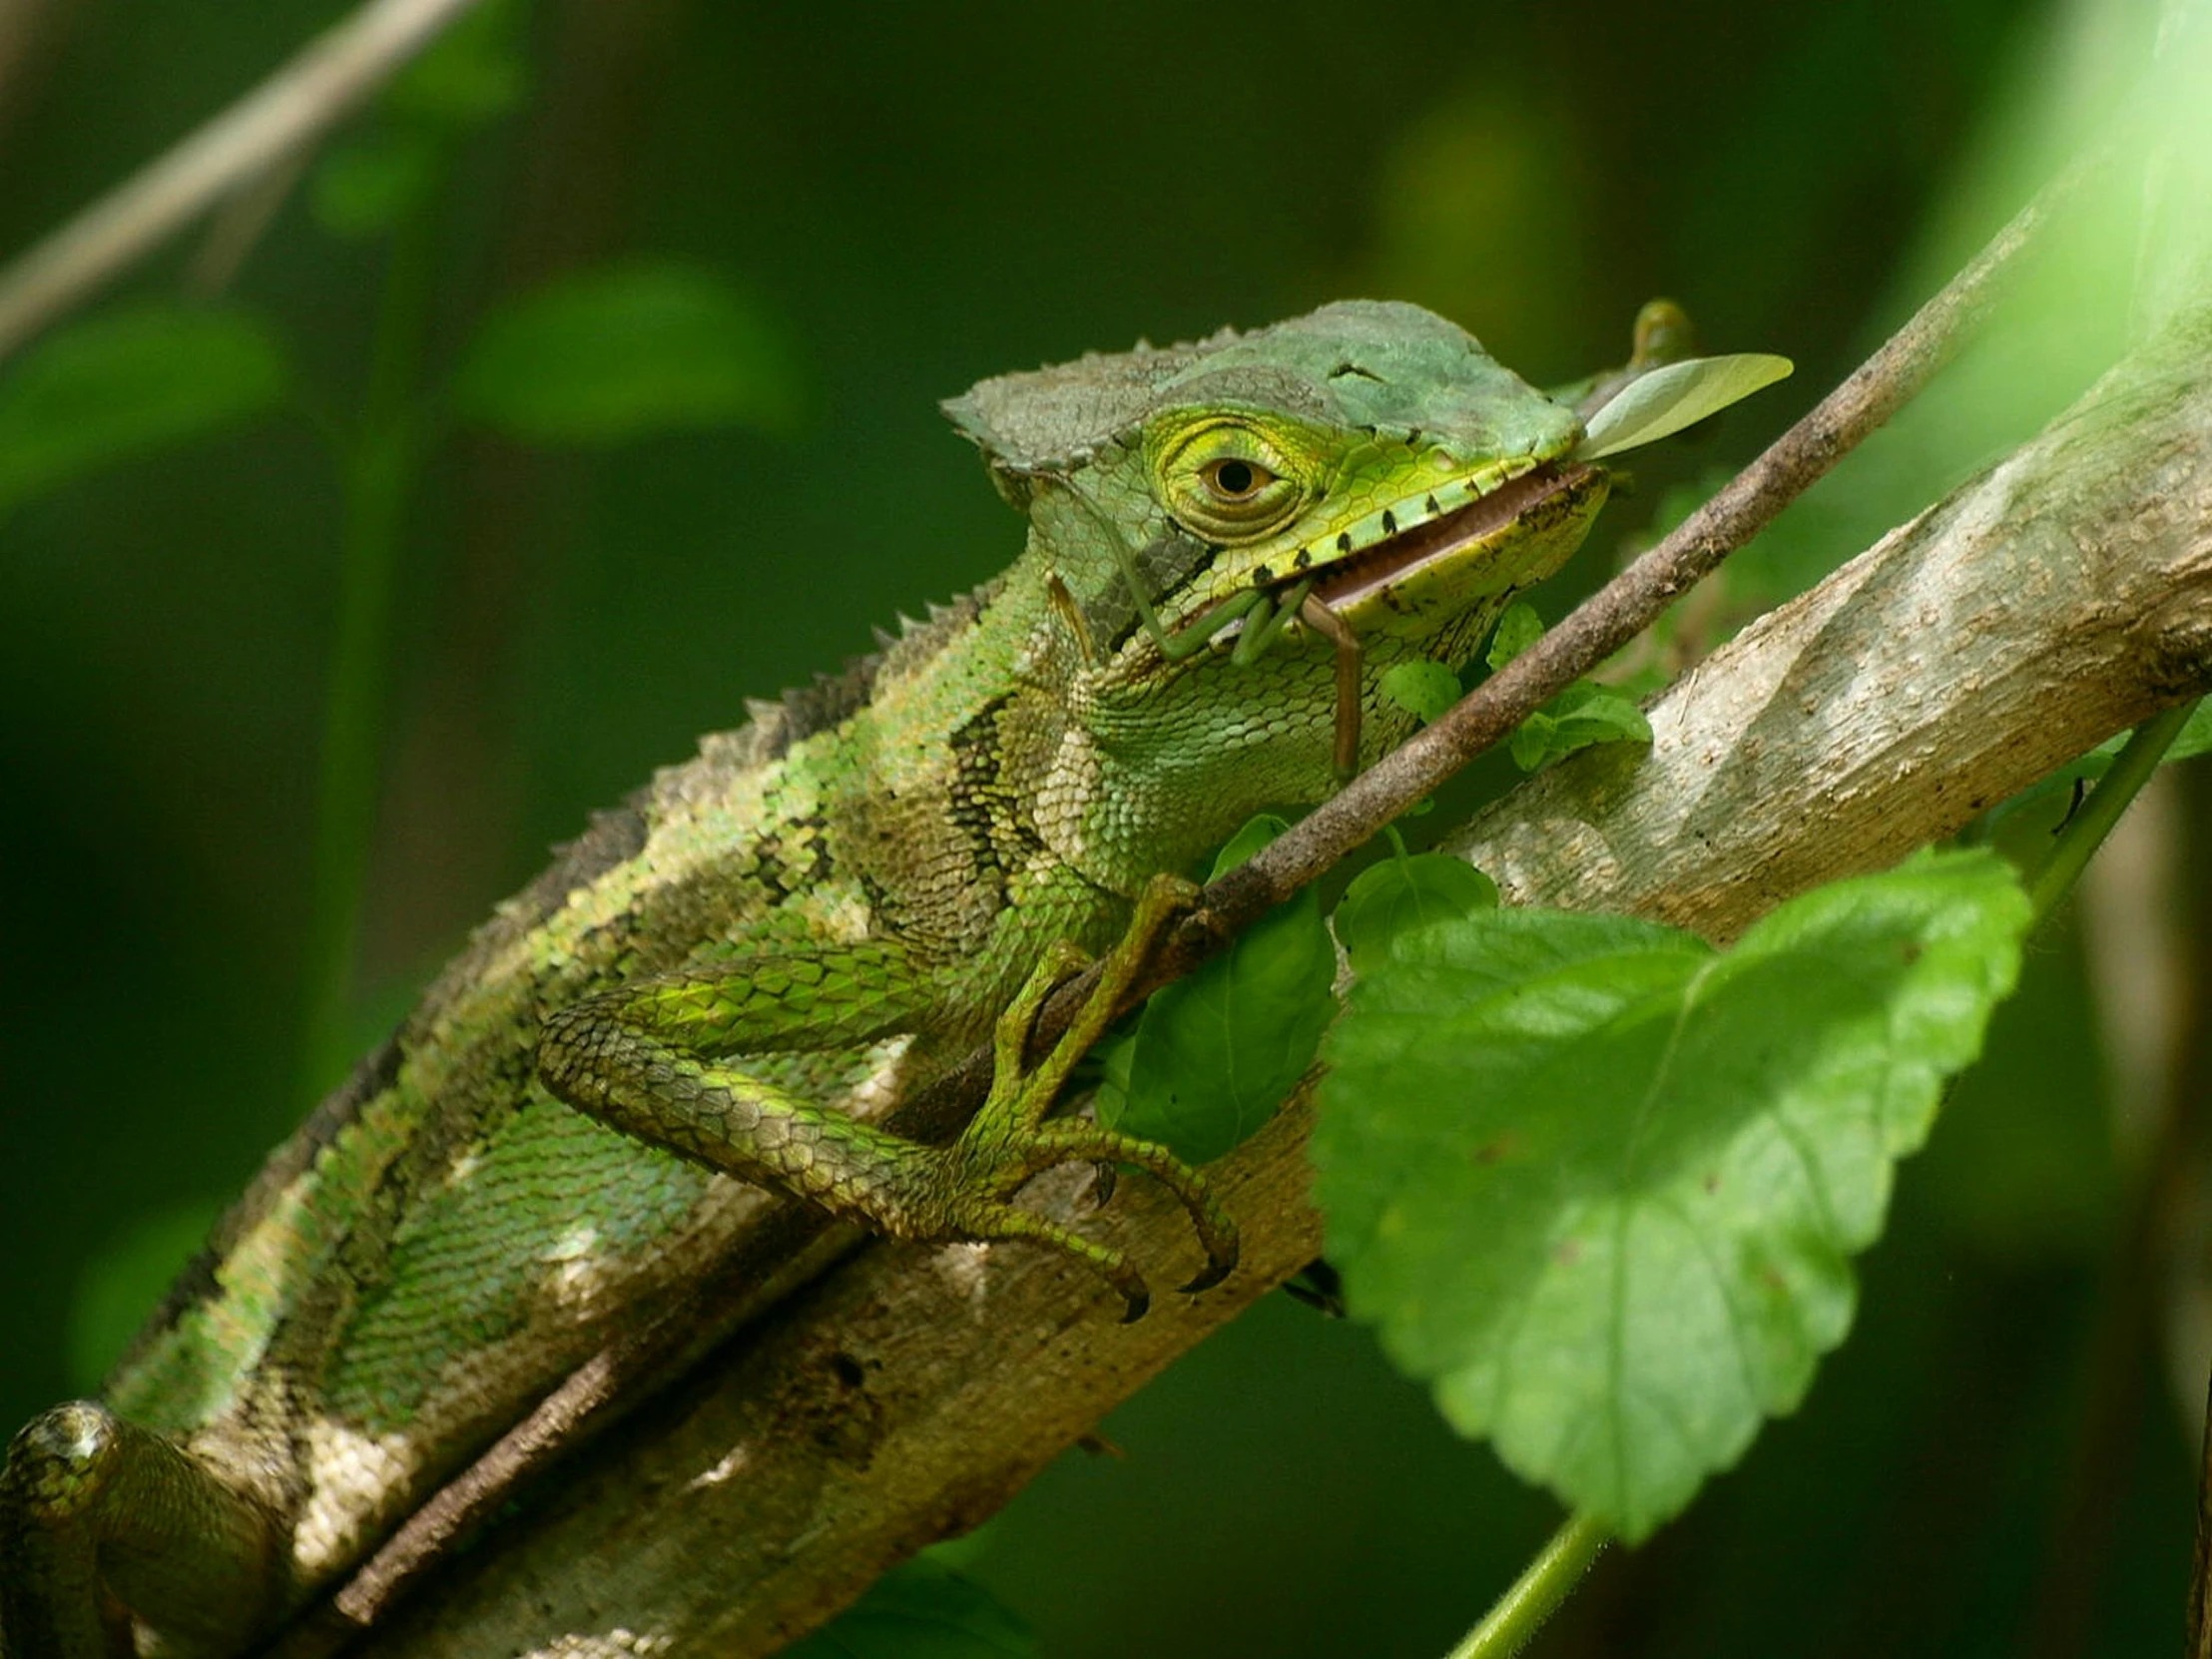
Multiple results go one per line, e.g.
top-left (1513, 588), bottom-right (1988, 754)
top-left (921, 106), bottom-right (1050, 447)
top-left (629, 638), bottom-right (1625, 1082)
top-left (1301, 459), bottom-right (1603, 614)
top-left (1167, 456), bottom-right (1607, 780)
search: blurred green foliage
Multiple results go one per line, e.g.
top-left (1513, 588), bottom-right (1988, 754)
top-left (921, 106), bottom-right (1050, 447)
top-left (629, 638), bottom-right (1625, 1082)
top-left (0, 0), bottom-right (2203, 1655)
top-left (0, 305), bottom-right (287, 513)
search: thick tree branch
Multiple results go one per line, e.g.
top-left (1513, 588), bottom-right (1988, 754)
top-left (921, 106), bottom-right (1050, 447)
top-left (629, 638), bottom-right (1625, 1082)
top-left (1192, 144), bottom-right (2107, 938)
top-left (1451, 304), bottom-right (2212, 933)
top-left (336, 303), bottom-right (2212, 1659)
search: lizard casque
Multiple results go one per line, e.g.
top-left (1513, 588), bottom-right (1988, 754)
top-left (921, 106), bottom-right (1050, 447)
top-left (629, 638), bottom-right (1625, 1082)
top-left (1, 299), bottom-right (1613, 1658)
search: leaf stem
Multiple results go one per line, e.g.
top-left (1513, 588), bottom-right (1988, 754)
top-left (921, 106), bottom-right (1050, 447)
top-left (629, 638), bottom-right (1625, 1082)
top-left (1443, 1512), bottom-right (1610, 1659)
top-left (2022, 700), bottom-right (2199, 931)
top-left (296, 179), bottom-right (443, 1100)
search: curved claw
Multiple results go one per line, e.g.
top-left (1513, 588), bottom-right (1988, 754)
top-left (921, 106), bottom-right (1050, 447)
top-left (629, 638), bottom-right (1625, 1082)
top-left (1177, 1239), bottom-right (1239, 1297)
top-left (1117, 1282), bottom-right (1153, 1324)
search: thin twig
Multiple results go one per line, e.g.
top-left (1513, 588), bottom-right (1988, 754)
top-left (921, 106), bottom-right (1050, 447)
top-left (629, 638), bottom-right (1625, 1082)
top-left (185, 146), bottom-right (314, 297)
top-left (1198, 141), bottom-right (2111, 939)
top-left (0, 0), bottom-right (493, 361)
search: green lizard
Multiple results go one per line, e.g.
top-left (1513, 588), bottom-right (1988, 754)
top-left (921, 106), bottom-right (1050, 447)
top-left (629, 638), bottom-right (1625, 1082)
top-left (1, 299), bottom-right (1615, 1659)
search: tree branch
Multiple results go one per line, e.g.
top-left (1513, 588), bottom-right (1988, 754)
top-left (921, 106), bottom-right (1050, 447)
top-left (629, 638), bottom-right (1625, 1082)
top-left (335, 300), bottom-right (2212, 1659)
top-left (1192, 143), bottom-right (2109, 938)
top-left (0, 0), bottom-right (493, 362)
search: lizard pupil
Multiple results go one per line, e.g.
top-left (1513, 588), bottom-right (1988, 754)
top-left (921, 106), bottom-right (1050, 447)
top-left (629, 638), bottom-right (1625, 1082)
top-left (1204, 457), bottom-right (1273, 501)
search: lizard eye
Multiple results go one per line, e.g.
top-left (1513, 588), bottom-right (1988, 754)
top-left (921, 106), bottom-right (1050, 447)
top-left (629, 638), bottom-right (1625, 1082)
top-left (1149, 414), bottom-right (1308, 541)
top-left (1201, 457), bottom-right (1276, 503)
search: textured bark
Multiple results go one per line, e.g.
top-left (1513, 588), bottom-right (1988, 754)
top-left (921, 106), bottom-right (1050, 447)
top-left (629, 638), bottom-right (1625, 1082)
top-left (348, 307), bottom-right (2212, 1659)
top-left (1452, 303), bottom-right (2212, 935)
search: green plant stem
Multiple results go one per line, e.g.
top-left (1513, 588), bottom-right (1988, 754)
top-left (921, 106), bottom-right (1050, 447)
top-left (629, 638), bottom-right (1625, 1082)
top-left (2022, 700), bottom-right (2199, 931)
top-left (297, 186), bottom-right (442, 1101)
top-left (1444, 1512), bottom-right (1610, 1659)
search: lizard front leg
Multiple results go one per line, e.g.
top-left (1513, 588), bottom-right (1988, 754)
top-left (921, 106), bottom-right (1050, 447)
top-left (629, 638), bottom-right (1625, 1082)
top-left (534, 899), bottom-right (1237, 1319)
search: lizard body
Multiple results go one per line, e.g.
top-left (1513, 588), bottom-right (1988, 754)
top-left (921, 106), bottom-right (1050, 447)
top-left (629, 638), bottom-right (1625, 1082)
top-left (1, 299), bottom-right (1607, 1658)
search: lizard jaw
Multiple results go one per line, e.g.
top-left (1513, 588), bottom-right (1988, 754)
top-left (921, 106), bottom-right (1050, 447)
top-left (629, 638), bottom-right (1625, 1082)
top-left (1307, 460), bottom-right (1603, 615)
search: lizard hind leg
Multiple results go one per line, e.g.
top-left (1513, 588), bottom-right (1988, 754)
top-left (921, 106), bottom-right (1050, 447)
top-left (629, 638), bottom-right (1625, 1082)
top-left (940, 873), bottom-right (1241, 1317)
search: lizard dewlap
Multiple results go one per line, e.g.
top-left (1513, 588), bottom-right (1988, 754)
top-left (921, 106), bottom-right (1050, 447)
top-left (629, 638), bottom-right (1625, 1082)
top-left (4, 299), bottom-right (1629, 1659)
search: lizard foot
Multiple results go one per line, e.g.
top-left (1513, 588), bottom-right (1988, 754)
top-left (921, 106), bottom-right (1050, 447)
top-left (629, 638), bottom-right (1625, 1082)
top-left (932, 1118), bottom-right (1241, 1318)
top-left (930, 872), bottom-right (1239, 1317)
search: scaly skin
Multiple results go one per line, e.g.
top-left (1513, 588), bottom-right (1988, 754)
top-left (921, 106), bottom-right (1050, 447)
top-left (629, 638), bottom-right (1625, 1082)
top-left (0, 299), bottom-right (1608, 1658)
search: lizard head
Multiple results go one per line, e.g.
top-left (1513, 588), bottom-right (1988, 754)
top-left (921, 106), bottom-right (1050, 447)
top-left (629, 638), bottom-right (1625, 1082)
top-left (947, 298), bottom-right (1608, 674)
top-left (944, 300), bottom-right (1611, 873)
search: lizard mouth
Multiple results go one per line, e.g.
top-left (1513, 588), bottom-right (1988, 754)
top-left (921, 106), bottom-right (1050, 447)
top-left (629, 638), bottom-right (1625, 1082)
top-left (1303, 460), bottom-right (1600, 613)
top-left (1149, 457), bottom-right (1605, 663)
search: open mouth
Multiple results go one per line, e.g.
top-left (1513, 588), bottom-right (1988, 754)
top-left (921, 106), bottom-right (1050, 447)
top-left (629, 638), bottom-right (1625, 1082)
top-left (1306, 460), bottom-right (1598, 611)
top-left (1166, 456), bottom-right (1602, 781)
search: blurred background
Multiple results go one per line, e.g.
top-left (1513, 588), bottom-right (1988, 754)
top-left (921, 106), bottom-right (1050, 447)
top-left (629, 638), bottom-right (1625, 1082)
top-left (1, 0), bottom-right (2206, 1654)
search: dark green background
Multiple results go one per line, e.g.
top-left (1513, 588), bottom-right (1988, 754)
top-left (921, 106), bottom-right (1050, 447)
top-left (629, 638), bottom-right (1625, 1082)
top-left (0, 2), bottom-right (2198, 1655)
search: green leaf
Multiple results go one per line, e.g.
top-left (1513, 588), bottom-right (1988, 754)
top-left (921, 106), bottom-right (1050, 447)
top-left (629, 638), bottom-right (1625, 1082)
top-left (1574, 352), bottom-right (1794, 460)
top-left (310, 131), bottom-right (444, 240)
top-left (783, 1558), bottom-right (1038, 1659)
top-left (452, 262), bottom-right (802, 444)
top-left (1206, 814), bottom-right (1288, 877)
top-left (1097, 816), bottom-right (1338, 1164)
top-left (1380, 659), bottom-right (1461, 725)
top-left (1485, 600), bottom-right (1545, 671)
top-left (0, 305), bottom-right (288, 514)
top-left (1313, 850), bottom-right (2029, 1539)
top-left (1548, 681), bottom-right (1654, 751)
top-left (1333, 853), bottom-right (1497, 974)
top-left (1485, 602), bottom-right (1648, 771)
top-left (1505, 683), bottom-right (1653, 773)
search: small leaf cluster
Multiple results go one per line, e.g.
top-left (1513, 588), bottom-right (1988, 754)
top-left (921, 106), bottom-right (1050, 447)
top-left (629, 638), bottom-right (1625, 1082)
top-left (1485, 601), bottom-right (1655, 771)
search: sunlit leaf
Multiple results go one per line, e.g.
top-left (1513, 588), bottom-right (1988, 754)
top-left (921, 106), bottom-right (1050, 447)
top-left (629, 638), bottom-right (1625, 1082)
top-left (1314, 850), bottom-right (2029, 1539)
top-left (1380, 659), bottom-right (1462, 724)
top-left (452, 262), bottom-right (802, 444)
top-left (1574, 352), bottom-right (1794, 460)
top-left (1333, 853), bottom-right (1497, 973)
top-left (1097, 816), bottom-right (1338, 1164)
top-left (783, 1557), bottom-right (1038, 1659)
top-left (0, 305), bottom-right (289, 514)
top-left (1485, 600), bottom-right (1544, 671)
